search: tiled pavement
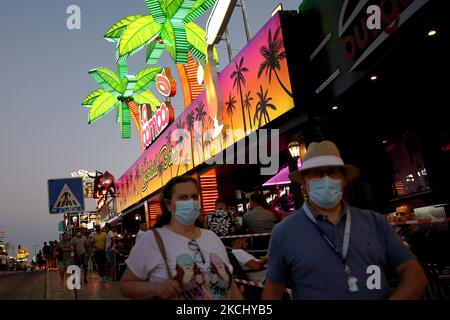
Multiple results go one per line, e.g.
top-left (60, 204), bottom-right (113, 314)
top-left (46, 270), bottom-right (126, 300)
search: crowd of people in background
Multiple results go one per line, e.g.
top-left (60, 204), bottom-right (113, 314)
top-left (116, 140), bottom-right (432, 301)
top-left (19, 140), bottom-right (442, 300)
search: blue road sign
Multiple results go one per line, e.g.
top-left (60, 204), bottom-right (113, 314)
top-left (48, 178), bottom-right (85, 214)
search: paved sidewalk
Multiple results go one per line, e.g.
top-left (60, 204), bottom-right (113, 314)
top-left (46, 270), bottom-right (126, 300)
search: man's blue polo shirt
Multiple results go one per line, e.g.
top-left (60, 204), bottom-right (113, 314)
top-left (266, 203), bottom-right (417, 299)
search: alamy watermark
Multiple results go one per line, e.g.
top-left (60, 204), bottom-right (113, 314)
top-left (169, 122), bottom-right (280, 176)
top-left (66, 265), bottom-right (81, 290)
top-left (66, 5), bottom-right (81, 30)
top-left (366, 4), bottom-right (399, 34)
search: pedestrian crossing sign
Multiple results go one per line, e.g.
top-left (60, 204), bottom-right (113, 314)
top-left (48, 178), bottom-right (85, 214)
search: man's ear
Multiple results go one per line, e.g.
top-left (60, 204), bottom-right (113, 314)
top-left (341, 177), bottom-right (348, 189)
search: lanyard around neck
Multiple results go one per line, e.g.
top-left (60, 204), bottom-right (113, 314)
top-left (303, 203), bottom-right (351, 262)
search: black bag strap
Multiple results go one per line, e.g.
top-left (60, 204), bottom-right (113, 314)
top-left (153, 229), bottom-right (173, 279)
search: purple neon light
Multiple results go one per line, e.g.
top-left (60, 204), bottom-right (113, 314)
top-left (263, 159), bottom-right (301, 186)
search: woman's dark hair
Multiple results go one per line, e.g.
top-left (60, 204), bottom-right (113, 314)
top-left (155, 175), bottom-right (202, 228)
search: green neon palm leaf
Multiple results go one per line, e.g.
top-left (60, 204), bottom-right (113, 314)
top-left (161, 21), bottom-right (177, 61)
top-left (88, 68), bottom-right (123, 95)
top-left (145, 0), bottom-right (167, 23)
top-left (115, 0), bottom-right (216, 64)
top-left (166, 0), bottom-right (196, 21)
top-left (184, 0), bottom-right (216, 23)
top-left (88, 92), bottom-right (118, 124)
top-left (104, 15), bottom-right (144, 43)
top-left (82, 89), bottom-right (107, 107)
top-left (134, 66), bottom-right (164, 94)
top-left (83, 60), bottom-right (163, 139)
top-left (122, 75), bottom-right (137, 96)
top-left (171, 20), bottom-right (189, 63)
top-left (118, 15), bottom-right (162, 59)
top-left (134, 90), bottom-right (161, 107)
top-left (185, 22), bottom-right (219, 63)
top-left (146, 41), bottom-right (166, 64)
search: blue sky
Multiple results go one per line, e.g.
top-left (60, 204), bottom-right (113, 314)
top-left (0, 0), bottom-right (301, 256)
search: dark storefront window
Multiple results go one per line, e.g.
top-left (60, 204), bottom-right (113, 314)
top-left (384, 131), bottom-right (431, 198)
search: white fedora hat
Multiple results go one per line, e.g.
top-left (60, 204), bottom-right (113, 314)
top-left (289, 140), bottom-right (359, 184)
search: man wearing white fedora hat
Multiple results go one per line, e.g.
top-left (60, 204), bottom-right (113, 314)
top-left (263, 140), bottom-right (428, 300)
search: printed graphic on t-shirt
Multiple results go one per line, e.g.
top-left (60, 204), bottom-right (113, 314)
top-left (174, 253), bottom-right (232, 300)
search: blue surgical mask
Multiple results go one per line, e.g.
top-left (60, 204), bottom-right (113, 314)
top-left (174, 200), bottom-right (201, 225)
top-left (308, 176), bottom-right (343, 209)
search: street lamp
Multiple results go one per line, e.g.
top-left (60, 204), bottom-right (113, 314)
top-left (287, 140), bottom-right (305, 209)
top-left (288, 141), bottom-right (301, 158)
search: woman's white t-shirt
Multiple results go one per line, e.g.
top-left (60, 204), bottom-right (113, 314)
top-left (126, 226), bottom-right (233, 300)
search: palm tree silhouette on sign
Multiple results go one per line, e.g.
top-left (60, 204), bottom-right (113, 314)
top-left (195, 101), bottom-right (207, 161)
top-left (194, 130), bottom-right (204, 163)
top-left (134, 166), bottom-right (141, 198)
top-left (225, 93), bottom-right (237, 144)
top-left (254, 85), bottom-right (277, 127)
top-left (157, 159), bottom-right (164, 188)
top-left (204, 130), bottom-right (213, 160)
top-left (166, 131), bottom-right (174, 179)
top-left (230, 56), bottom-right (249, 133)
top-left (258, 27), bottom-right (292, 98)
top-left (175, 119), bottom-right (188, 176)
top-left (243, 90), bottom-right (254, 130)
top-left (125, 175), bottom-right (130, 197)
top-left (186, 111), bottom-right (196, 166)
top-left (183, 154), bottom-right (190, 173)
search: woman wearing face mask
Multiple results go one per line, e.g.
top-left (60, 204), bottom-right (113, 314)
top-left (119, 175), bottom-right (243, 300)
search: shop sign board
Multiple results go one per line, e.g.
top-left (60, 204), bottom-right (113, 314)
top-left (302, 0), bottom-right (430, 98)
top-left (70, 169), bottom-right (96, 198)
top-left (140, 68), bottom-right (176, 150)
top-left (116, 13), bottom-right (295, 212)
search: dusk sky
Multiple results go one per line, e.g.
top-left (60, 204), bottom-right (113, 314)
top-left (0, 1), bottom-right (301, 257)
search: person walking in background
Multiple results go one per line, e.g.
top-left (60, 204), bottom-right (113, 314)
top-left (50, 240), bottom-right (58, 270)
top-left (37, 250), bottom-right (45, 270)
top-left (207, 199), bottom-right (241, 237)
top-left (104, 223), bottom-right (115, 282)
top-left (72, 228), bottom-right (90, 284)
top-left (263, 140), bottom-right (428, 300)
top-left (119, 175), bottom-right (243, 300)
top-left (242, 193), bottom-right (277, 234)
top-left (395, 204), bottom-right (429, 267)
top-left (242, 193), bottom-right (277, 253)
top-left (0, 249), bottom-right (9, 278)
top-left (42, 242), bottom-right (51, 270)
top-left (135, 222), bottom-right (148, 243)
top-left (91, 224), bottom-right (107, 281)
top-left (57, 233), bottom-right (73, 283)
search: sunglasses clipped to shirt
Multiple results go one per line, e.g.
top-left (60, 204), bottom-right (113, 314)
top-left (188, 239), bottom-right (205, 264)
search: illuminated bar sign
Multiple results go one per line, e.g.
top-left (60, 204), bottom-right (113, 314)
top-left (117, 13), bottom-right (295, 212)
top-left (140, 68), bottom-right (175, 150)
